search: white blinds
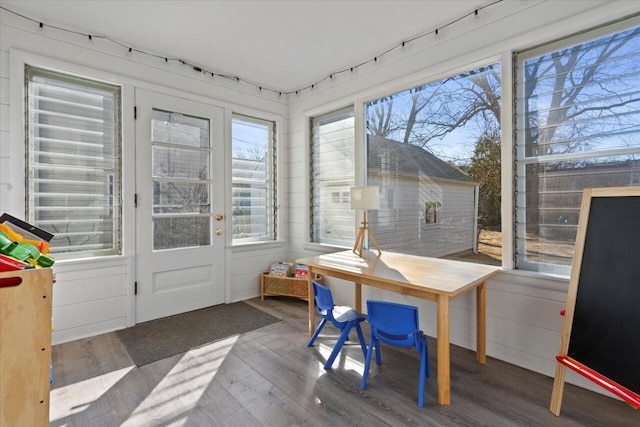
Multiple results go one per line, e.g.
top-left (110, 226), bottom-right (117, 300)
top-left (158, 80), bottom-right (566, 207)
top-left (26, 66), bottom-right (122, 257)
top-left (310, 107), bottom-right (355, 246)
top-left (231, 114), bottom-right (276, 242)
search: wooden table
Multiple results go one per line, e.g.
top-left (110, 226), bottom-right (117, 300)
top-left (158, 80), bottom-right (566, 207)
top-left (297, 250), bottom-right (499, 405)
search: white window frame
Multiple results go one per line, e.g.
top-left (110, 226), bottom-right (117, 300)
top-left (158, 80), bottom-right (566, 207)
top-left (25, 65), bottom-right (122, 258)
top-left (8, 49), bottom-right (135, 263)
top-left (231, 113), bottom-right (277, 244)
top-left (309, 106), bottom-right (357, 247)
top-left (514, 17), bottom-right (640, 276)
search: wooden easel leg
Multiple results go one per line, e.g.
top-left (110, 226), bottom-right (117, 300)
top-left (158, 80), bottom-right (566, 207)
top-left (550, 363), bottom-right (567, 415)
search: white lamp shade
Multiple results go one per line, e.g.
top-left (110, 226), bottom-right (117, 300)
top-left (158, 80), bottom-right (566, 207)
top-left (350, 186), bottom-right (380, 210)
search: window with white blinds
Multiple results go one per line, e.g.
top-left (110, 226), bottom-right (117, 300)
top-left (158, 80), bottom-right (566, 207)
top-left (310, 107), bottom-right (355, 246)
top-left (515, 21), bottom-right (640, 274)
top-left (231, 114), bottom-right (276, 243)
top-left (26, 66), bottom-right (122, 258)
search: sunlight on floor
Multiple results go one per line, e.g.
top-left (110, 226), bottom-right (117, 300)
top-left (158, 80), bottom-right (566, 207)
top-left (50, 365), bottom-right (135, 422)
top-left (317, 342), bottom-right (365, 374)
top-left (123, 335), bottom-right (238, 426)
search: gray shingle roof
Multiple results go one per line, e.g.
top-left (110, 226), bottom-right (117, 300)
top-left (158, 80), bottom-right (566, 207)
top-left (367, 135), bottom-right (475, 184)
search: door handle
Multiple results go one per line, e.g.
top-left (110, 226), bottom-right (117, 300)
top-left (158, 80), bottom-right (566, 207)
top-left (216, 214), bottom-right (224, 221)
top-left (216, 229), bottom-right (222, 235)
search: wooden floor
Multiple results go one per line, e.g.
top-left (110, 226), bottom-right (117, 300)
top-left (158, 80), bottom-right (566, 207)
top-left (50, 297), bottom-right (639, 427)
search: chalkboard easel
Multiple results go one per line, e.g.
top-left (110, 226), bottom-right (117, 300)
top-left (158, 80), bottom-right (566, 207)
top-left (550, 187), bottom-right (640, 415)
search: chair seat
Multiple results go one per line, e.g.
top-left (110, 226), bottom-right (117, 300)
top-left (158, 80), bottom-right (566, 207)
top-left (333, 305), bottom-right (365, 323)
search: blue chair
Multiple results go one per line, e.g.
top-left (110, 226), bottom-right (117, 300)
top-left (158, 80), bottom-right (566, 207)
top-left (306, 280), bottom-right (367, 369)
top-left (360, 300), bottom-right (430, 407)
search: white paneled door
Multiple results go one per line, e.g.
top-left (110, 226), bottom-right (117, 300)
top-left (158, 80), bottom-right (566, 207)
top-left (135, 89), bottom-right (225, 322)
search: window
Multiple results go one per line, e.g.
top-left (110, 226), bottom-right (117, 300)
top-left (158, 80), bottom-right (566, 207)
top-left (310, 107), bottom-right (355, 246)
top-left (231, 114), bottom-right (276, 243)
top-left (26, 66), bottom-right (121, 258)
top-left (515, 22), bottom-right (640, 274)
top-left (151, 109), bottom-right (211, 250)
top-left (365, 62), bottom-right (501, 263)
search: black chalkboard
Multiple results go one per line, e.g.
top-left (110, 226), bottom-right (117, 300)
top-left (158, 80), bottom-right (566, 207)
top-left (567, 195), bottom-right (640, 394)
top-left (550, 188), bottom-right (640, 415)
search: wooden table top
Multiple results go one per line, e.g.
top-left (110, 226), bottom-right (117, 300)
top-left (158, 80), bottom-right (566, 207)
top-left (297, 250), bottom-right (500, 298)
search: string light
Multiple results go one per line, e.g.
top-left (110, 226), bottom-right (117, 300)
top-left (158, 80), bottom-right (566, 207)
top-left (0, 1), bottom-right (503, 96)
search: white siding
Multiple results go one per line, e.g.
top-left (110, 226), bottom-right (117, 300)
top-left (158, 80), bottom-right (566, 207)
top-left (372, 179), bottom-right (476, 257)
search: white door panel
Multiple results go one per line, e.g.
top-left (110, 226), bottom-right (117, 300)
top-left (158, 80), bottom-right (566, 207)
top-left (135, 89), bottom-right (225, 323)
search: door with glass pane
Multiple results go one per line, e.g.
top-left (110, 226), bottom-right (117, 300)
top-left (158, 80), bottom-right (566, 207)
top-left (135, 89), bottom-right (225, 323)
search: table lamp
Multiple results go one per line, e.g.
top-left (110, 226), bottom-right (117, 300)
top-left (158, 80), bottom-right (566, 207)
top-left (350, 186), bottom-right (381, 257)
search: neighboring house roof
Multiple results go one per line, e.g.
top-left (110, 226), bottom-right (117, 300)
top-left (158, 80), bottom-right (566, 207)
top-left (367, 135), bottom-right (476, 184)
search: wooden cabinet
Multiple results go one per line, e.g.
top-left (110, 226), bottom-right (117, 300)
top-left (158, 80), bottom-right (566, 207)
top-left (261, 273), bottom-right (321, 301)
top-left (0, 268), bottom-right (53, 427)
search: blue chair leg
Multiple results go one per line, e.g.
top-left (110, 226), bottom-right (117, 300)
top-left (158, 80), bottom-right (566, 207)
top-left (374, 338), bottom-right (382, 365)
top-left (424, 339), bottom-right (430, 378)
top-left (307, 318), bottom-right (327, 347)
top-left (324, 321), bottom-right (354, 369)
top-left (355, 323), bottom-right (367, 358)
top-left (418, 338), bottom-right (427, 407)
top-left (360, 337), bottom-right (376, 390)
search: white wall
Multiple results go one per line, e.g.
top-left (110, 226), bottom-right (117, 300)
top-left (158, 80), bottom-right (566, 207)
top-left (0, 9), bottom-right (290, 344)
top-left (286, 0), bottom-right (640, 397)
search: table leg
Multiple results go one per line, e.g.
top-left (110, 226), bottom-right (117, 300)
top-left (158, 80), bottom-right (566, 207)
top-left (355, 282), bottom-right (362, 313)
top-left (308, 271), bottom-right (314, 337)
top-left (436, 294), bottom-right (451, 405)
top-left (476, 281), bottom-right (487, 364)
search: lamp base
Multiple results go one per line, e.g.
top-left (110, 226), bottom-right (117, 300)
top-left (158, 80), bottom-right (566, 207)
top-left (353, 222), bottom-right (381, 258)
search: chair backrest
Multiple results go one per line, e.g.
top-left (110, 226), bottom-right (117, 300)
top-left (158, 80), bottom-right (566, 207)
top-left (312, 280), bottom-right (335, 318)
top-left (367, 300), bottom-right (420, 347)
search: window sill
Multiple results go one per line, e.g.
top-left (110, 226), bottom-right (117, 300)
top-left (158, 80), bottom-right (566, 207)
top-left (231, 240), bottom-right (286, 253)
top-left (493, 267), bottom-right (570, 292)
top-left (302, 242), bottom-right (351, 254)
top-left (51, 254), bottom-right (133, 273)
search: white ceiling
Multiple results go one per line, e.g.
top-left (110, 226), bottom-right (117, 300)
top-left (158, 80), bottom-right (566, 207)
top-left (2, 0), bottom-right (488, 93)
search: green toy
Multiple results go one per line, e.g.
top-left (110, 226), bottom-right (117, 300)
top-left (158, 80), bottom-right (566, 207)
top-left (0, 231), bottom-right (54, 267)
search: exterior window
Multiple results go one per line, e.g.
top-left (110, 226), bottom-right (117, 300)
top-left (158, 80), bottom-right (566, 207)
top-left (425, 202), bottom-right (439, 224)
top-left (310, 107), bottom-right (355, 246)
top-left (231, 114), bottom-right (276, 243)
top-left (515, 22), bottom-right (640, 274)
top-left (366, 62), bottom-right (501, 264)
top-left (26, 66), bottom-right (122, 258)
